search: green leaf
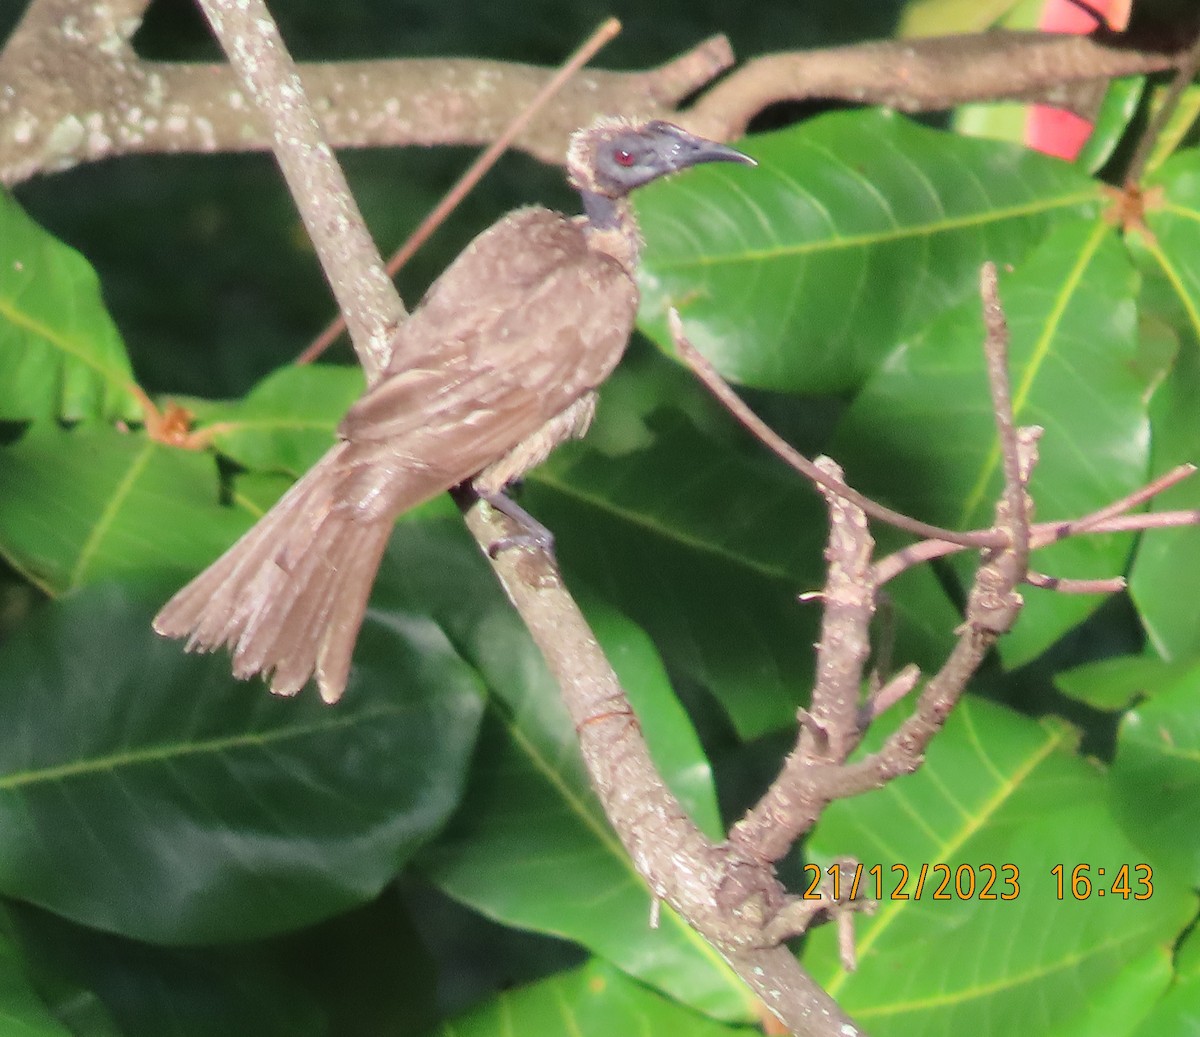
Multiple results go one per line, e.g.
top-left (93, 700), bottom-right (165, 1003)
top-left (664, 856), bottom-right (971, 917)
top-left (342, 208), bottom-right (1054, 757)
top-left (1076, 76), bottom-right (1146, 175)
top-left (383, 522), bottom-right (751, 1021)
top-left (636, 110), bottom-right (1100, 392)
top-left (430, 958), bottom-right (754, 1037)
top-left (1111, 666), bottom-right (1200, 885)
top-left (186, 363), bottom-right (365, 475)
top-left (0, 424), bottom-right (249, 595)
top-left (898, 0), bottom-right (1024, 34)
top-left (1143, 83), bottom-right (1200, 179)
top-left (837, 218), bottom-right (1147, 666)
top-left (804, 697), bottom-right (1196, 1037)
top-left (1055, 654), bottom-right (1196, 711)
top-left (0, 925), bottom-right (72, 1037)
top-left (0, 582), bottom-right (485, 943)
top-left (530, 378), bottom-right (828, 738)
top-left (10, 903), bottom-right (323, 1037)
top-left (1129, 924), bottom-right (1200, 1037)
top-left (0, 191), bottom-right (140, 423)
top-left (1128, 148), bottom-right (1200, 659)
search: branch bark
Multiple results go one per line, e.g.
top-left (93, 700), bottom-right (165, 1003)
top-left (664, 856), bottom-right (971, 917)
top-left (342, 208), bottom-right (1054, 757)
top-left (0, 0), bottom-right (733, 185)
top-left (687, 28), bottom-right (1190, 139)
top-left (193, 0), bottom-right (402, 380)
top-left (3, 1), bottom-right (1196, 187)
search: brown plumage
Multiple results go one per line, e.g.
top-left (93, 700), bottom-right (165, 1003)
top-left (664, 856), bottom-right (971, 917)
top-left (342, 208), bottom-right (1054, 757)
top-left (154, 118), bottom-right (755, 703)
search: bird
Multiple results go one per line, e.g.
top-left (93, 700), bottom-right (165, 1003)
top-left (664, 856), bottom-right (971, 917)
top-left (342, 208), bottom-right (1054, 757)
top-left (153, 117), bottom-right (756, 704)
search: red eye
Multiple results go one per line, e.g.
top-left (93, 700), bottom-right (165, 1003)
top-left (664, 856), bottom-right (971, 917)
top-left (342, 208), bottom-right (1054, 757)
top-left (613, 148), bottom-right (635, 167)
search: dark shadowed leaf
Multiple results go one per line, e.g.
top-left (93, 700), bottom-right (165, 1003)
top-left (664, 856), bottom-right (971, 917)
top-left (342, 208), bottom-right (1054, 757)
top-left (1111, 665), bottom-right (1200, 885)
top-left (0, 921), bottom-right (72, 1037)
top-left (429, 958), bottom-right (755, 1037)
top-left (9, 903), bottom-right (322, 1037)
top-left (0, 582), bottom-right (485, 943)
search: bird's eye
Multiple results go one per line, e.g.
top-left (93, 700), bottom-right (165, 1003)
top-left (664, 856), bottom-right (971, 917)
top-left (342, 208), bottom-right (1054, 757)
top-left (613, 147), bottom-right (636, 167)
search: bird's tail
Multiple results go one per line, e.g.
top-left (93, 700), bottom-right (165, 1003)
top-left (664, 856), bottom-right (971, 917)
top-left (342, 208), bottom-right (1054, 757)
top-left (153, 444), bottom-right (393, 703)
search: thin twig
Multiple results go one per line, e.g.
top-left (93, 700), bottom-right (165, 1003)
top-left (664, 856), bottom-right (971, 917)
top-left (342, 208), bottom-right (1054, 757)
top-left (296, 17), bottom-right (623, 365)
top-left (1025, 572), bottom-right (1126, 593)
top-left (669, 309), bottom-right (998, 549)
top-left (1069, 463), bottom-right (1196, 533)
top-left (979, 262), bottom-right (1031, 569)
top-left (871, 469), bottom-right (1200, 585)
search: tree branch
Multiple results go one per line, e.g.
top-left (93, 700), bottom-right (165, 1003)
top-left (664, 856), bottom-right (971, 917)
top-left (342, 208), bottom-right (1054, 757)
top-left (4, 1), bottom-right (1196, 187)
top-left (193, 0), bottom-right (402, 381)
top-left (0, 0), bottom-right (733, 185)
top-left (461, 499), bottom-right (865, 1037)
top-left (687, 28), bottom-right (1191, 140)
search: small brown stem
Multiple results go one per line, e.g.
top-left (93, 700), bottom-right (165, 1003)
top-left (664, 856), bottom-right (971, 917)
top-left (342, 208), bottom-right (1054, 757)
top-left (669, 309), bottom-right (996, 549)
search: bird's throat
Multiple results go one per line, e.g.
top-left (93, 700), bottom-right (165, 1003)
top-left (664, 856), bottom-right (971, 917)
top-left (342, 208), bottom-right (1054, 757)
top-left (580, 191), bottom-right (642, 274)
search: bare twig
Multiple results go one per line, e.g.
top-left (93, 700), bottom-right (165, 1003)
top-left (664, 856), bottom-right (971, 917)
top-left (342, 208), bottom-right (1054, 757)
top-left (729, 457), bottom-right (878, 861)
top-left (1025, 572), bottom-right (1126, 593)
top-left (296, 17), bottom-right (625, 365)
top-left (979, 262), bottom-right (1031, 571)
top-left (872, 466), bottom-right (1200, 585)
top-left (669, 309), bottom-right (998, 549)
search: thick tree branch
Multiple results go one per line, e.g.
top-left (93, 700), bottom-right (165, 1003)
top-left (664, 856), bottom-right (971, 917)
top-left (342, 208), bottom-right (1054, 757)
top-left (0, 0), bottom-right (733, 185)
top-left (687, 28), bottom-right (1191, 139)
top-left (461, 499), bottom-right (865, 1037)
top-left (4, 1), bottom-right (1197, 187)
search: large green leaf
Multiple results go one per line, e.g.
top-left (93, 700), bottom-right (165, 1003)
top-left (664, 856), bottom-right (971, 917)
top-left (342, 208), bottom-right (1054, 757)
top-left (9, 903), bottom-right (322, 1037)
top-left (804, 697), bottom-right (1195, 1037)
top-left (0, 191), bottom-right (139, 423)
top-left (1054, 653), bottom-right (1196, 711)
top-left (1110, 664), bottom-right (1200, 885)
top-left (1128, 147), bottom-right (1200, 659)
top-left (836, 218), bottom-right (1148, 665)
top-left (383, 521), bottom-right (751, 1022)
top-left (430, 958), bottom-right (754, 1037)
top-left (524, 344), bottom-right (965, 738)
top-left (636, 110), bottom-right (1100, 392)
top-left (0, 582), bottom-right (485, 943)
top-left (0, 924), bottom-right (72, 1037)
top-left (530, 368), bottom-right (827, 738)
top-left (1128, 924), bottom-right (1200, 1037)
top-left (0, 424), bottom-right (249, 595)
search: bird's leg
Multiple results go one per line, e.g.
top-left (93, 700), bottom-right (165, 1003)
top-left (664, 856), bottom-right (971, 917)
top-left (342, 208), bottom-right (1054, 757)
top-left (481, 491), bottom-right (556, 558)
top-left (470, 392), bottom-right (599, 557)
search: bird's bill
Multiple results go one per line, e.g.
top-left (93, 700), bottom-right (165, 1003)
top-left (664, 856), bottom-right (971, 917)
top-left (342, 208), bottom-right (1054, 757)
top-left (648, 121), bottom-right (758, 172)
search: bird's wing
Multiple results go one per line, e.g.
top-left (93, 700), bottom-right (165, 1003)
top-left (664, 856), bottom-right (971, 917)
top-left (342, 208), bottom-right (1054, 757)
top-left (334, 226), bottom-right (637, 519)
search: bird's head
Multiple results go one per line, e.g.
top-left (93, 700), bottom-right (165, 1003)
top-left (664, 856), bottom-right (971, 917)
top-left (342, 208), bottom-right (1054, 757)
top-left (568, 118), bottom-right (756, 199)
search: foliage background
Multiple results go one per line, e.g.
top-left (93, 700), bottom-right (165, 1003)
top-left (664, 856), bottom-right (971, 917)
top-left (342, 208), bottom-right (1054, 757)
top-left (1, 1), bottom-right (1199, 1035)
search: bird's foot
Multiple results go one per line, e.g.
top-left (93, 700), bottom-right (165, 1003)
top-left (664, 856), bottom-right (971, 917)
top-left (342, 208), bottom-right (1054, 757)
top-left (482, 492), bottom-right (556, 559)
